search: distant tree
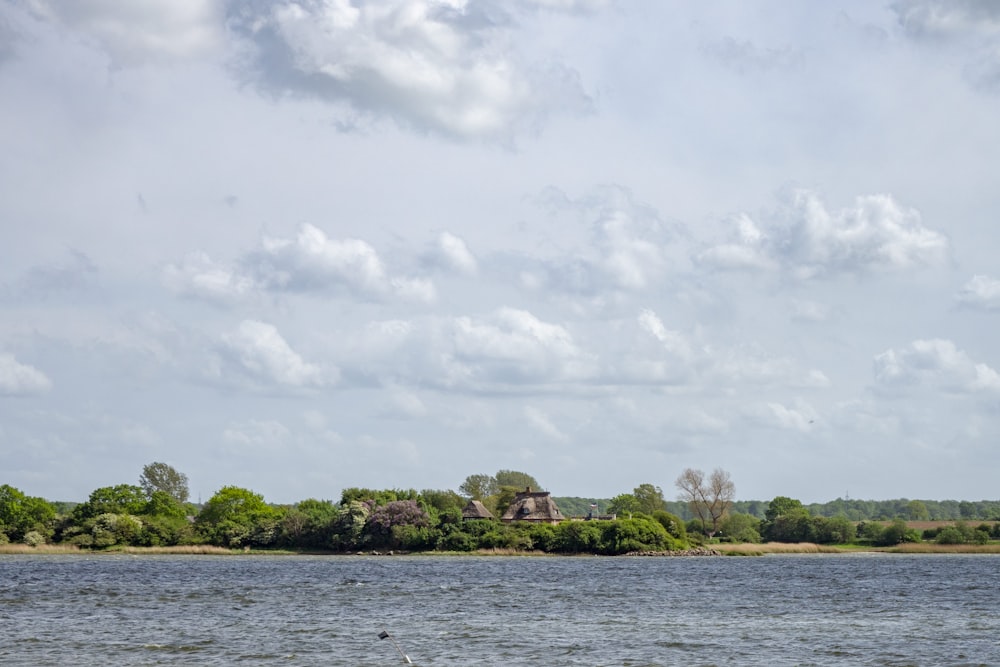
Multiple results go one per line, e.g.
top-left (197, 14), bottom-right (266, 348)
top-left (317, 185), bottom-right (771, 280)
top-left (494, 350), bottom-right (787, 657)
top-left (494, 470), bottom-right (541, 491)
top-left (633, 483), bottom-right (668, 515)
top-left (764, 496), bottom-right (804, 523)
top-left (906, 500), bottom-right (930, 521)
top-left (73, 485), bottom-right (147, 522)
top-left (139, 462), bottom-right (190, 503)
top-left (0, 485), bottom-right (56, 542)
top-left (196, 486), bottom-right (279, 548)
top-left (675, 468), bottom-right (735, 537)
top-left (719, 513), bottom-right (761, 543)
top-left (607, 493), bottom-right (640, 518)
top-left (459, 474), bottom-right (499, 500)
top-left (493, 486), bottom-right (520, 518)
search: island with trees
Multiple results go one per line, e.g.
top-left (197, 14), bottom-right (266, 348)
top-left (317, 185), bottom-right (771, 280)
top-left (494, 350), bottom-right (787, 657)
top-left (2, 463), bottom-right (999, 555)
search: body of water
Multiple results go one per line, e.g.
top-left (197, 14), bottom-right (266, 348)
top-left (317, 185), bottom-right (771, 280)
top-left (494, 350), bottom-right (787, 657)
top-left (1, 553), bottom-right (998, 666)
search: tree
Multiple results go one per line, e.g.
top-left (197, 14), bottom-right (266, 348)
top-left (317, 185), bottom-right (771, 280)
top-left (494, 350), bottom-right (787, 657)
top-left (139, 462), bottom-right (190, 503)
top-left (607, 493), bottom-right (640, 518)
top-left (196, 486), bottom-right (278, 548)
top-left (719, 513), bottom-right (761, 543)
top-left (905, 500), bottom-right (930, 521)
top-left (675, 468), bottom-right (735, 537)
top-left (765, 496), bottom-right (804, 523)
top-left (0, 485), bottom-right (56, 542)
top-left (633, 483), bottom-right (667, 515)
top-left (494, 470), bottom-right (541, 491)
top-left (459, 474), bottom-right (499, 500)
top-left (73, 484), bottom-right (148, 522)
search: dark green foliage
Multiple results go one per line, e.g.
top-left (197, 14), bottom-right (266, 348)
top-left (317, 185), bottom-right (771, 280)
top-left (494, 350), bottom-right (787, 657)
top-left (651, 510), bottom-right (688, 542)
top-left (340, 488), bottom-right (419, 506)
top-left (633, 484), bottom-right (668, 515)
top-left (598, 517), bottom-right (671, 555)
top-left (553, 521), bottom-right (604, 552)
top-left (437, 529), bottom-right (477, 552)
top-left (718, 513), bottom-right (760, 543)
top-left (494, 470), bottom-right (541, 491)
top-left (765, 496), bottom-right (804, 523)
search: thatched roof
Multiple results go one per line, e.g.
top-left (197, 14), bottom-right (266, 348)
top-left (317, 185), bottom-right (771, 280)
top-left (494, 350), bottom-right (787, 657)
top-left (500, 488), bottom-right (564, 524)
top-left (462, 499), bottom-right (495, 520)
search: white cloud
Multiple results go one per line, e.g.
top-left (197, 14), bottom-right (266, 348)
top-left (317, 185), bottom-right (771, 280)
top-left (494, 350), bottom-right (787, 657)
top-left (451, 307), bottom-right (593, 384)
top-left (873, 339), bottom-right (1000, 394)
top-left (956, 274), bottom-right (1000, 310)
top-left (166, 224), bottom-right (434, 304)
top-left (698, 190), bottom-right (949, 279)
top-left (163, 251), bottom-right (257, 304)
top-left (0, 353), bottom-right (52, 395)
top-left (427, 232), bottom-right (478, 275)
top-left (27, 0), bottom-right (225, 66)
top-left (218, 320), bottom-right (331, 389)
top-left (711, 343), bottom-right (830, 389)
top-left (521, 186), bottom-right (681, 297)
top-left (230, 0), bottom-right (592, 141)
top-left (748, 399), bottom-right (819, 432)
top-left (637, 309), bottom-right (693, 362)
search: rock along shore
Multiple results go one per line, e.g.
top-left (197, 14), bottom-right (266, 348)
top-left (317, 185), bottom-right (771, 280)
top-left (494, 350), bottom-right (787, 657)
top-left (623, 547), bottom-right (722, 557)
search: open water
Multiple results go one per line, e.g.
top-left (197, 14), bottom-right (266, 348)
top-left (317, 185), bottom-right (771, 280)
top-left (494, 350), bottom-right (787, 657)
top-left (1, 553), bottom-right (998, 666)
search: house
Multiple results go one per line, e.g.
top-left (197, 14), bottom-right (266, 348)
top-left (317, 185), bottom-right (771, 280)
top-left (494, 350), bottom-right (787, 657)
top-left (461, 499), bottom-right (495, 521)
top-left (500, 488), bottom-right (565, 525)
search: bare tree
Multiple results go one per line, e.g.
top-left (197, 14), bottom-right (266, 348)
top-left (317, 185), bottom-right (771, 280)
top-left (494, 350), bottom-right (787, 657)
top-left (675, 467), bottom-right (735, 537)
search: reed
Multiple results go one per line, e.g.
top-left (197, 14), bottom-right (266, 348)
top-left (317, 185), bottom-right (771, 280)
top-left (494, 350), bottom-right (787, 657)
top-left (0, 544), bottom-right (82, 554)
top-left (715, 542), bottom-right (843, 555)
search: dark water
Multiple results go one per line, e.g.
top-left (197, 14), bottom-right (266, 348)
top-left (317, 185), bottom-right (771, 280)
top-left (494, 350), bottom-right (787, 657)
top-left (1, 553), bottom-right (998, 666)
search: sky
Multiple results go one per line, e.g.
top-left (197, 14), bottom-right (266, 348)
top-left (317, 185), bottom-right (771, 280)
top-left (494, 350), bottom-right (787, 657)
top-left (2, 0), bottom-right (999, 505)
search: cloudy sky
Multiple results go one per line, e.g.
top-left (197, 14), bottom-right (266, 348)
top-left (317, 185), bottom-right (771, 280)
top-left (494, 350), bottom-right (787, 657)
top-left (2, 0), bottom-right (999, 505)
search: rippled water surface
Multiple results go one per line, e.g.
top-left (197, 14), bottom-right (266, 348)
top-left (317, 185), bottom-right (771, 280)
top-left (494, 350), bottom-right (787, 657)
top-left (2, 553), bottom-right (999, 666)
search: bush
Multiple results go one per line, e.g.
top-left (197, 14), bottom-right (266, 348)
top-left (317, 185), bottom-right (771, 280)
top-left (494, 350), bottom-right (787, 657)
top-left (437, 530), bottom-right (476, 552)
top-left (23, 530), bottom-right (45, 547)
top-left (936, 526), bottom-right (964, 545)
top-left (553, 521), bottom-right (603, 553)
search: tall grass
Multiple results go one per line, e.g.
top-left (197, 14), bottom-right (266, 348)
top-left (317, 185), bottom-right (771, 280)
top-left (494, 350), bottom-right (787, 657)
top-left (715, 542), bottom-right (844, 555)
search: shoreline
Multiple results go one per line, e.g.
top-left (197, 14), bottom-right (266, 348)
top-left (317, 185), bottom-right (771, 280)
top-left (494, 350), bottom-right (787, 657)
top-left (6, 542), bottom-right (1000, 556)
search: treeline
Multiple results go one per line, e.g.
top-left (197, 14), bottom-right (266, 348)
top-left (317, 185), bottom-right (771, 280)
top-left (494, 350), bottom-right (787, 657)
top-left (4, 464), bottom-right (1000, 553)
top-left (0, 466), bottom-right (689, 555)
top-left (553, 498), bottom-right (1000, 522)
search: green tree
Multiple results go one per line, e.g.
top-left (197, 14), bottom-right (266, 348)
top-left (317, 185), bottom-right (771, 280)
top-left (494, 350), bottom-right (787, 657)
top-left (494, 470), bottom-right (541, 491)
top-left (607, 493), bottom-right (640, 518)
top-left (73, 485), bottom-right (148, 522)
top-left (139, 462), bottom-right (190, 503)
top-left (905, 500), bottom-right (930, 521)
top-left (719, 513), bottom-right (761, 543)
top-left (493, 486), bottom-right (520, 518)
top-left (459, 474), bottom-right (499, 500)
top-left (764, 496), bottom-right (804, 523)
top-left (633, 483), bottom-right (668, 515)
top-left (196, 486), bottom-right (279, 548)
top-left (0, 485), bottom-right (56, 542)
